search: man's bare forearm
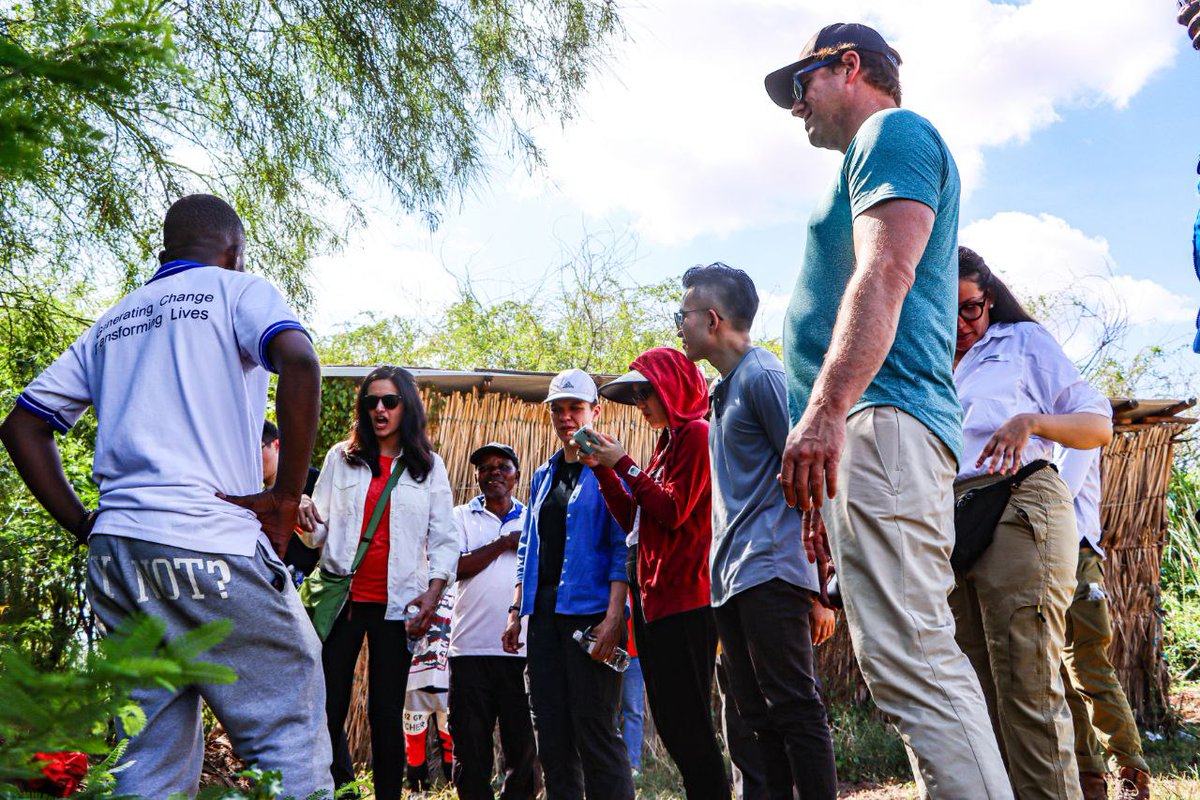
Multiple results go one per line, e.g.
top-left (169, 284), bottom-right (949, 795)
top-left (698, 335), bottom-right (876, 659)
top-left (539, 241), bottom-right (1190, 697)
top-left (605, 580), bottom-right (627, 620)
top-left (809, 203), bottom-right (929, 416)
top-left (0, 408), bottom-right (89, 535)
top-left (270, 330), bottom-right (322, 499)
top-left (457, 538), bottom-right (508, 580)
top-left (809, 263), bottom-right (910, 416)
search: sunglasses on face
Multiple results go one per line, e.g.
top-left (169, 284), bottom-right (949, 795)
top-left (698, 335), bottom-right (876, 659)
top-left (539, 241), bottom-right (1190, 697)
top-left (630, 384), bottom-right (654, 403)
top-left (958, 299), bottom-right (988, 322)
top-left (360, 393), bottom-right (402, 411)
top-left (792, 56), bottom-right (841, 103)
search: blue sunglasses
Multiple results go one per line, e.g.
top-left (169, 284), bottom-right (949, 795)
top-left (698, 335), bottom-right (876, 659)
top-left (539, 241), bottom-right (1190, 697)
top-left (792, 57), bottom-right (842, 103)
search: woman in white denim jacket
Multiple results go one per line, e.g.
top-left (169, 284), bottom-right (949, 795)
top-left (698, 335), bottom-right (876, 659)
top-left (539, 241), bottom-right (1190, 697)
top-left (298, 365), bottom-right (457, 800)
top-left (952, 247), bottom-right (1112, 800)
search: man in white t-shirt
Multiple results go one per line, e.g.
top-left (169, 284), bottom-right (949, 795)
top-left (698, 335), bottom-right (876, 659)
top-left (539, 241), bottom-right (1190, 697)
top-left (448, 442), bottom-right (539, 800)
top-left (0, 194), bottom-right (330, 798)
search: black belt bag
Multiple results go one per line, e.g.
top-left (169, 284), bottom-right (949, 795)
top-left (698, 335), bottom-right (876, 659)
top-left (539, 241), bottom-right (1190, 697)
top-left (951, 459), bottom-right (1055, 573)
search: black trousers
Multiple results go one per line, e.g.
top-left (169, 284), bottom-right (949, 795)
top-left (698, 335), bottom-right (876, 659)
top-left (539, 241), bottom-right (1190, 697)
top-left (628, 547), bottom-right (729, 800)
top-left (716, 653), bottom-right (768, 800)
top-left (526, 587), bottom-right (633, 800)
top-left (323, 601), bottom-right (413, 800)
top-left (448, 655), bottom-right (540, 800)
top-left (713, 579), bottom-right (837, 800)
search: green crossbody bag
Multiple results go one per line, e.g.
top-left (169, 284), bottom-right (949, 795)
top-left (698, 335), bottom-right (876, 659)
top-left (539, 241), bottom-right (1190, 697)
top-left (300, 460), bottom-right (406, 641)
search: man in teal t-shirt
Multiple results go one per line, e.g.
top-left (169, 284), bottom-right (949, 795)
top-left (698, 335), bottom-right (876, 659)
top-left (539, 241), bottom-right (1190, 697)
top-left (763, 23), bottom-right (1012, 799)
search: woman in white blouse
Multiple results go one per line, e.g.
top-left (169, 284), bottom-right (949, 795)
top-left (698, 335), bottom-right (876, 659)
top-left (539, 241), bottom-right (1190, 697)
top-left (297, 365), bottom-right (458, 800)
top-left (952, 247), bottom-right (1112, 800)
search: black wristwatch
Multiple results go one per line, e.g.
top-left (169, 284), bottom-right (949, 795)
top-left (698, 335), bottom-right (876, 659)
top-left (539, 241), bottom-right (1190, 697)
top-left (508, 604), bottom-right (521, 615)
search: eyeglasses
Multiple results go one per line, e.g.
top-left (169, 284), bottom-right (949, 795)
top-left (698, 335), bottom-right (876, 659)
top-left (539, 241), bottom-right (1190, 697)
top-left (630, 384), bottom-right (654, 403)
top-left (792, 56), bottom-right (841, 104)
top-left (958, 298), bottom-right (988, 322)
top-left (360, 393), bottom-right (402, 411)
top-left (477, 462), bottom-right (517, 475)
top-left (674, 307), bottom-right (724, 329)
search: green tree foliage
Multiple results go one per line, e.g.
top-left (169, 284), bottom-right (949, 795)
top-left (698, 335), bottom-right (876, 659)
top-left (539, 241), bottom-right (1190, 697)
top-left (0, 0), bottom-right (621, 672)
top-left (316, 314), bottom-right (425, 367)
top-left (312, 237), bottom-right (683, 458)
top-left (317, 234), bottom-right (680, 374)
top-left (0, 0), bottom-right (179, 183)
top-left (1, 0), bottom-right (621, 307)
top-left (1165, 457), bottom-right (1200, 683)
top-left (0, 287), bottom-right (99, 669)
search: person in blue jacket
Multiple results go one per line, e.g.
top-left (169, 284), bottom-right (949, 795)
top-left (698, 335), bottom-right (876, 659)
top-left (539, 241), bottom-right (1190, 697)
top-left (502, 368), bottom-right (633, 800)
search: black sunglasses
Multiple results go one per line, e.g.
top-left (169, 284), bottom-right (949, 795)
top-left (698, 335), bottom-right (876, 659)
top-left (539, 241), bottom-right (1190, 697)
top-left (630, 384), bottom-right (654, 403)
top-left (361, 393), bottom-right (402, 411)
top-left (792, 56), bottom-right (841, 103)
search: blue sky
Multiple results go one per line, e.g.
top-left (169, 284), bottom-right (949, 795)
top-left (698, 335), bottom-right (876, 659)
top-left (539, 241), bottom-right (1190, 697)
top-left (309, 0), bottom-right (1200, 391)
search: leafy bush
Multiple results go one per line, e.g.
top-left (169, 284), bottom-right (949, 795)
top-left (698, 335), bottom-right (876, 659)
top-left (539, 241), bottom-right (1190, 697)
top-left (1164, 460), bottom-right (1200, 682)
top-left (0, 614), bottom-right (234, 791)
top-left (829, 702), bottom-right (911, 784)
top-left (1163, 594), bottom-right (1200, 684)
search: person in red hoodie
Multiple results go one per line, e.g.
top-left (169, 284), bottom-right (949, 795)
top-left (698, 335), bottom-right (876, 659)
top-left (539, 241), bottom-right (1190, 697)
top-left (581, 346), bottom-right (729, 800)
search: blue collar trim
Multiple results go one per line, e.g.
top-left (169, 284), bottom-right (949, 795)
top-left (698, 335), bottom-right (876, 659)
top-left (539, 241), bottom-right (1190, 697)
top-left (147, 260), bottom-right (213, 285)
top-left (469, 495), bottom-right (524, 523)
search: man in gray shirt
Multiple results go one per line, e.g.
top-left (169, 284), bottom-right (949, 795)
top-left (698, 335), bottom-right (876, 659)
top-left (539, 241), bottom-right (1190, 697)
top-left (677, 263), bottom-right (836, 800)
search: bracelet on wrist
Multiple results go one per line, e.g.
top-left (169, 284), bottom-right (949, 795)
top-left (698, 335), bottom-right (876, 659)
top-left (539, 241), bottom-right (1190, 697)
top-left (508, 604), bottom-right (521, 614)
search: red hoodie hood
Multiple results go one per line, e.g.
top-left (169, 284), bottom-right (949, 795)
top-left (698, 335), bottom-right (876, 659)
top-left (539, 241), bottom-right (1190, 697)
top-left (630, 347), bottom-right (708, 429)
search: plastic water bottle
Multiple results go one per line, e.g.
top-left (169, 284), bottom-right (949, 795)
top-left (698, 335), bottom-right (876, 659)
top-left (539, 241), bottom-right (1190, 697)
top-left (573, 627), bottom-right (630, 672)
top-left (403, 604), bottom-right (430, 656)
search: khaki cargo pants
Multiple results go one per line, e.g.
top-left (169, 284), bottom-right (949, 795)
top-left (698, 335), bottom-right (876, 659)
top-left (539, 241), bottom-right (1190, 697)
top-left (1061, 546), bottom-right (1149, 774)
top-left (950, 467), bottom-right (1081, 800)
top-left (824, 407), bottom-right (1012, 799)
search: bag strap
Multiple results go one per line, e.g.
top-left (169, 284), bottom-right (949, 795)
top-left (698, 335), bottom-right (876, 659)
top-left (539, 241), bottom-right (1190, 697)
top-left (1010, 458), bottom-right (1054, 489)
top-left (349, 460), bottom-right (407, 574)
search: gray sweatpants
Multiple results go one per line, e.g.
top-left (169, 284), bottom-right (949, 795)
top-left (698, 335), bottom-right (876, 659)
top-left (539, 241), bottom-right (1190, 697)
top-left (87, 534), bottom-right (333, 799)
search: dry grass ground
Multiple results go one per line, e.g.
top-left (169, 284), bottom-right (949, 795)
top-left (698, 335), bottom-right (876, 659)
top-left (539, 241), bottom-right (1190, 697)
top-left (246, 686), bottom-right (1199, 799)
top-left (631, 685), bottom-right (1200, 800)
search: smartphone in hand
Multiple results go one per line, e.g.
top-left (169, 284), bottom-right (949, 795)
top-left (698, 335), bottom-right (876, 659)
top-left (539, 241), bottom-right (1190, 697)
top-left (572, 425), bottom-right (605, 454)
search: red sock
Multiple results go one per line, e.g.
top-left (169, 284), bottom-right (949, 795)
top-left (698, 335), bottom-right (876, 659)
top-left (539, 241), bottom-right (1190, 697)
top-left (405, 730), bottom-right (426, 768)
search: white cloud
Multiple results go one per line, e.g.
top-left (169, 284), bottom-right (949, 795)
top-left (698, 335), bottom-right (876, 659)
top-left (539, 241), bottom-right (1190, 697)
top-left (530, 0), bottom-right (1181, 244)
top-left (307, 210), bottom-right (461, 333)
top-left (959, 211), bottom-right (1195, 359)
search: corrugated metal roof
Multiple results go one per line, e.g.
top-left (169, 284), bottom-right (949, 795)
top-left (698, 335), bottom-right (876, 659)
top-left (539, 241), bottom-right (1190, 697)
top-left (321, 365), bottom-right (627, 403)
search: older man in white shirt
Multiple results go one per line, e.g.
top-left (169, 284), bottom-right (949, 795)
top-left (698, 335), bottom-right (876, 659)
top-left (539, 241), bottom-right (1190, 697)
top-left (449, 442), bottom-right (539, 800)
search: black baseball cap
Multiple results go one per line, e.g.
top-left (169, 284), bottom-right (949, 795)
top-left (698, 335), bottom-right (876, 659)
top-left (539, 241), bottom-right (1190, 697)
top-left (469, 442), bottom-right (520, 471)
top-left (764, 22), bottom-right (901, 109)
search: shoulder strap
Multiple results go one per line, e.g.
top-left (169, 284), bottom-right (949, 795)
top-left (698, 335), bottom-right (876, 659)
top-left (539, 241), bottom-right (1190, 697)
top-left (349, 460), bottom-right (407, 574)
top-left (1011, 458), bottom-right (1054, 489)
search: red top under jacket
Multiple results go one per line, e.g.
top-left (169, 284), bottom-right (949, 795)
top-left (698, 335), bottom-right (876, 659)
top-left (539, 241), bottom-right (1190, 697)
top-left (350, 455), bottom-right (394, 603)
